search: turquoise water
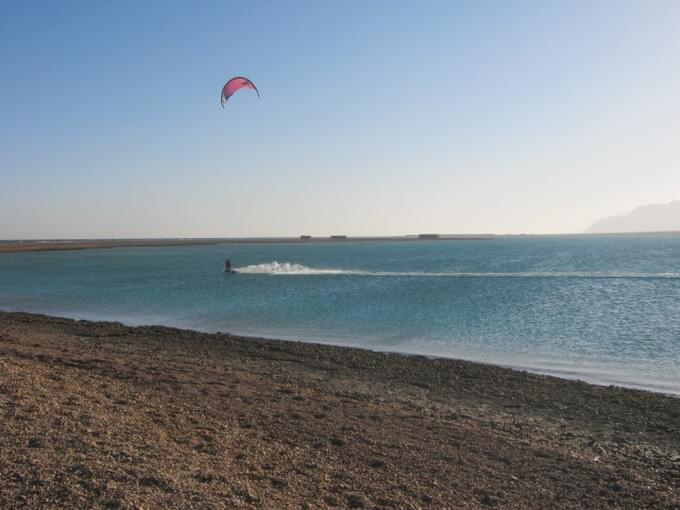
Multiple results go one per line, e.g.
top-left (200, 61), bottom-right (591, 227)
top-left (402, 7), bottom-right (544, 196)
top-left (1, 236), bottom-right (679, 394)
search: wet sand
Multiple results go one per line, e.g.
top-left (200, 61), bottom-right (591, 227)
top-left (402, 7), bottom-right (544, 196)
top-left (1, 311), bottom-right (678, 508)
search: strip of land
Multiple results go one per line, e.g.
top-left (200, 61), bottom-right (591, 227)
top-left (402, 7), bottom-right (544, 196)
top-left (1, 312), bottom-right (678, 509)
top-left (0, 236), bottom-right (494, 253)
top-left (3, 232), bottom-right (680, 254)
top-left (0, 239), bottom-right (231, 253)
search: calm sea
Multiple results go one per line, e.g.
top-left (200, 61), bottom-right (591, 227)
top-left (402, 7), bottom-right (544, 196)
top-left (1, 236), bottom-right (679, 394)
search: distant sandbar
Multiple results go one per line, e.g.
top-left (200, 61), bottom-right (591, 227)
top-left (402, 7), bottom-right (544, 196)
top-left (0, 235), bottom-right (494, 253)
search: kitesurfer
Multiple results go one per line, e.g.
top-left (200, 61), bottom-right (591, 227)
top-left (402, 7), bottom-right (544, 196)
top-left (224, 258), bottom-right (232, 272)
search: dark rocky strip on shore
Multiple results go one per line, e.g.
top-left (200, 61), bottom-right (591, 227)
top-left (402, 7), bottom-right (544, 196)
top-left (0, 312), bottom-right (678, 508)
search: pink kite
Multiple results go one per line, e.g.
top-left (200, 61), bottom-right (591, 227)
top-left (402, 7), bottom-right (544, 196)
top-left (220, 76), bottom-right (259, 107)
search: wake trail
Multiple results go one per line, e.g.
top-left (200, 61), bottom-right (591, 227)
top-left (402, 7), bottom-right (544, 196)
top-left (235, 262), bottom-right (680, 279)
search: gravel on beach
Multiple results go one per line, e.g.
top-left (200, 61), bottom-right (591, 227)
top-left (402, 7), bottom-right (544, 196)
top-left (1, 311), bottom-right (678, 509)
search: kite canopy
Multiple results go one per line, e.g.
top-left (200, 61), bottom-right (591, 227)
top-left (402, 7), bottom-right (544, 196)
top-left (221, 76), bottom-right (259, 107)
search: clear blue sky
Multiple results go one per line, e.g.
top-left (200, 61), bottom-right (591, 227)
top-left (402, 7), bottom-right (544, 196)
top-left (1, 0), bottom-right (679, 238)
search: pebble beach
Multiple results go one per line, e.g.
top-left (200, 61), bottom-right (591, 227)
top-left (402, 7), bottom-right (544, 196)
top-left (1, 311), bottom-right (678, 508)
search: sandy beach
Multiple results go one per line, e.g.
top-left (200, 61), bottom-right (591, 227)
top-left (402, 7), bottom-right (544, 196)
top-left (0, 312), bottom-right (678, 508)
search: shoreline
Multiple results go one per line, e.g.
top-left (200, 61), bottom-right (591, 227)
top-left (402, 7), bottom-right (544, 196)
top-left (2, 231), bottom-right (679, 253)
top-left (1, 311), bottom-right (679, 508)
top-left (3, 306), bottom-right (676, 397)
top-left (0, 236), bottom-right (494, 254)
top-left (196, 329), bottom-right (680, 397)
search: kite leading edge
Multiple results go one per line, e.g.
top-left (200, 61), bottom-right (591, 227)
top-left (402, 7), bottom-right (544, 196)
top-left (221, 76), bottom-right (259, 107)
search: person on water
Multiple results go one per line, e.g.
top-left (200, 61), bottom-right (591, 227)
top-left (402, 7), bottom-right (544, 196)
top-left (224, 258), bottom-right (232, 272)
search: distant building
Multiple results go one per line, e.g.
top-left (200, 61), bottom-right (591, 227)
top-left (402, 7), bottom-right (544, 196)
top-left (330, 235), bottom-right (347, 240)
top-left (300, 235), bottom-right (312, 240)
top-left (418, 233), bottom-right (440, 240)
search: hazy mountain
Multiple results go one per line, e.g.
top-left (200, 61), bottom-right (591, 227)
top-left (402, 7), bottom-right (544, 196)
top-left (586, 201), bottom-right (680, 234)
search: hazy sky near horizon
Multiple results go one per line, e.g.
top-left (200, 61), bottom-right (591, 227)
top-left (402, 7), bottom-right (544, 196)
top-left (1, 1), bottom-right (679, 238)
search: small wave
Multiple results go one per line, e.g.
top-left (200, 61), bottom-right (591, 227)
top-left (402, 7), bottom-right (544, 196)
top-left (235, 262), bottom-right (680, 279)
